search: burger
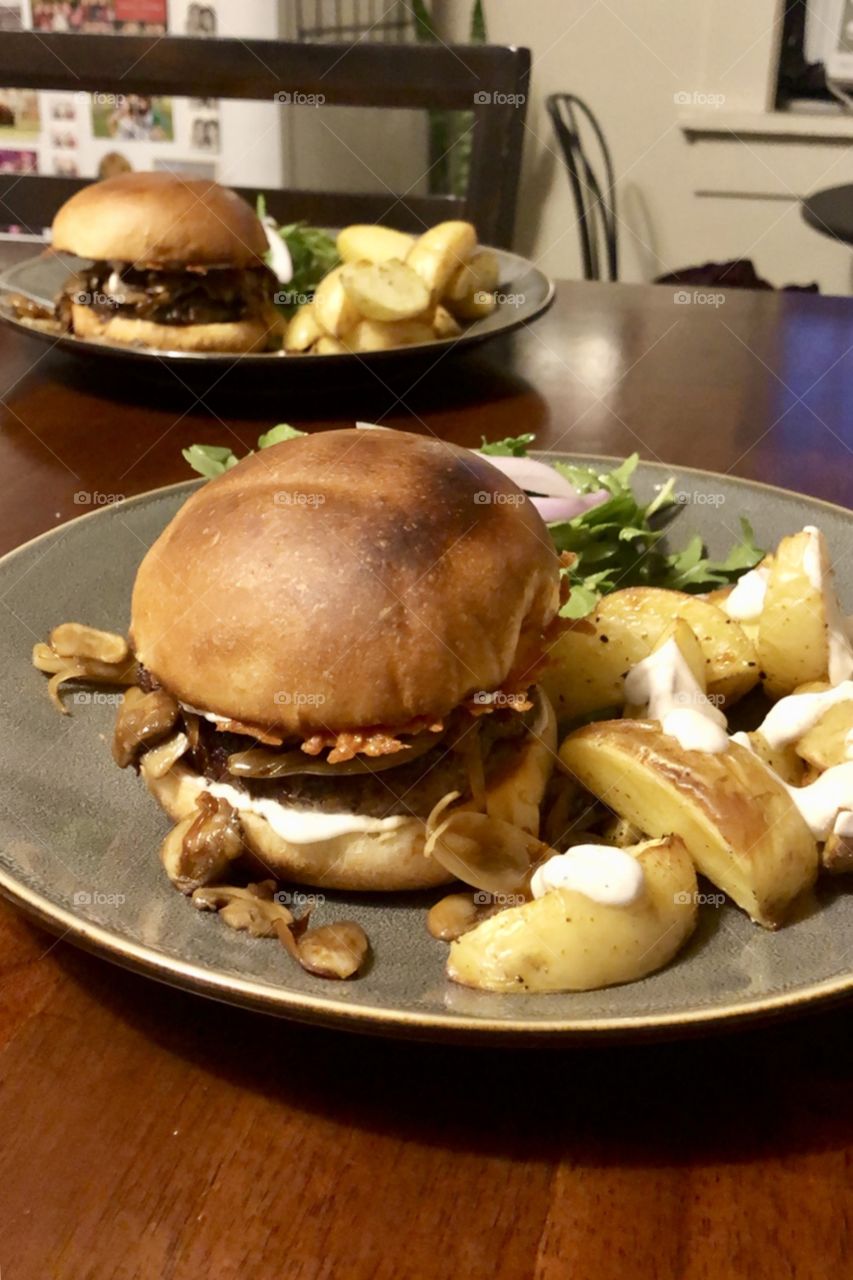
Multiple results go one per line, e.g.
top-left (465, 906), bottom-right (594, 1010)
top-left (118, 428), bottom-right (562, 893)
top-left (52, 171), bottom-right (283, 353)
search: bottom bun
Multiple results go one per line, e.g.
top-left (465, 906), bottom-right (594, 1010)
top-left (142, 690), bottom-right (557, 892)
top-left (70, 302), bottom-right (283, 354)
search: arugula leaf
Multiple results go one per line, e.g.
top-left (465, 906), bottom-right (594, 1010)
top-left (183, 426), bottom-right (306, 479)
top-left (493, 440), bottom-right (764, 617)
top-left (256, 198), bottom-right (340, 316)
top-left (479, 433), bottom-right (536, 457)
top-left (257, 423), bottom-right (305, 449)
top-left (181, 444), bottom-right (240, 478)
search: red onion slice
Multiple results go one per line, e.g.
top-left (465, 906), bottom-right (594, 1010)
top-left (475, 452), bottom-right (581, 500)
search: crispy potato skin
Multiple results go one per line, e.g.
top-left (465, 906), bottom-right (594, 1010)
top-left (337, 224), bottom-right (415, 264)
top-left (540, 587), bottom-right (759, 723)
top-left (758, 532), bottom-right (829, 699)
top-left (447, 836), bottom-right (697, 992)
top-left (560, 721), bottom-right (818, 928)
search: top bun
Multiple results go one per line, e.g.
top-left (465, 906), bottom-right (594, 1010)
top-left (51, 171), bottom-right (268, 268)
top-left (131, 429), bottom-right (561, 737)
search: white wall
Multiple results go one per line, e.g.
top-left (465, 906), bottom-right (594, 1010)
top-left (440, 0), bottom-right (853, 293)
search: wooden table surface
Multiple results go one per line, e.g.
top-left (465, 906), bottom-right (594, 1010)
top-left (1, 259), bottom-right (852, 1279)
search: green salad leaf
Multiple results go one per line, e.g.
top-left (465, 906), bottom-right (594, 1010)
top-left (182, 425), bottom-right (305, 478)
top-left (257, 196), bottom-right (340, 315)
top-left (479, 433), bottom-right (536, 457)
top-left (544, 452), bottom-right (763, 614)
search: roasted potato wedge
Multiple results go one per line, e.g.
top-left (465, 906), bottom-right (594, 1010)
top-left (340, 258), bottom-right (430, 322)
top-left (406, 220), bottom-right (477, 298)
top-left (346, 318), bottom-right (435, 352)
top-left (284, 302), bottom-right (323, 353)
top-left (313, 336), bottom-right (349, 356)
top-left (795, 701), bottom-right (853, 772)
top-left (823, 820), bottom-right (853, 875)
top-left (447, 836), bottom-right (697, 993)
top-left (444, 250), bottom-right (500, 320)
top-left (560, 720), bottom-right (818, 927)
top-left (312, 265), bottom-right (360, 338)
top-left (757, 529), bottom-right (851, 698)
top-left (337, 224), bottom-right (415, 265)
top-left (432, 304), bottom-right (463, 339)
top-left (540, 587), bottom-right (759, 722)
top-left (744, 731), bottom-right (805, 787)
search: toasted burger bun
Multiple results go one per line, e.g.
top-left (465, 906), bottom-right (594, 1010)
top-left (131, 429), bottom-right (561, 737)
top-left (70, 301), bottom-right (282, 354)
top-left (143, 691), bottom-right (557, 891)
top-left (51, 171), bottom-right (267, 267)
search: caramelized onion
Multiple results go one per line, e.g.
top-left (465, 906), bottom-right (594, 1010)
top-left (425, 804), bottom-right (549, 894)
top-left (46, 662), bottom-right (88, 714)
top-left (192, 880), bottom-right (294, 935)
top-left (49, 622), bottom-right (129, 665)
top-left (142, 731), bottom-right (189, 779)
top-left (113, 687), bottom-right (179, 767)
top-left (427, 892), bottom-right (502, 942)
top-left (161, 793), bottom-right (244, 893)
top-left (227, 731), bottom-right (442, 778)
top-left (295, 922), bottom-right (369, 979)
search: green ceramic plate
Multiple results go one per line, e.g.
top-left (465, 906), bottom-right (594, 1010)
top-left (0, 457), bottom-right (850, 1043)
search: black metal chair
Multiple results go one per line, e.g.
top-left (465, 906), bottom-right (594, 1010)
top-left (0, 33), bottom-right (530, 246)
top-left (546, 93), bottom-right (618, 282)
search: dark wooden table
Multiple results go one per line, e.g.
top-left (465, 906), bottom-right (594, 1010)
top-left (1, 256), bottom-right (852, 1279)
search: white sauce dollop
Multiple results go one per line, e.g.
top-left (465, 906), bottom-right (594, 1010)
top-left (262, 220), bottom-right (294, 285)
top-left (733, 733), bottom-right (853, 840)
top-left (802, 526), bottom-right (853, 686)
top-left (722, 565), bottom-right (771, 621)
top-left (530, 845), bottom-right (645, 907)
top-left (758, 681), bottom-right (853, 750)
top-left (192, 778), bottom-right (410, 845)
top-left (623, 636), bottom-right (729, 753)
top-left (834, 811), bottom-right (853, 839)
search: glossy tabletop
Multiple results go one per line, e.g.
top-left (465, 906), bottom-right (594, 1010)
top-left (1, 246), bottom-right (852, 1279)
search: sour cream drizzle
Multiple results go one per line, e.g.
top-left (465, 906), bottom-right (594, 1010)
top-left (623, 637), bottom-right (729, 753)
top-left (731, 731), bottom-right (853, 840)
top-left (531, 845), bottom-right (645, 907)
top-left (802, 526), bottom-right (853, 685)
top-left (758, 681), bottom-right (853, 750)
top-left (193, 778), bottom-right (411, 845)
top-left (722, 565), bottom-right (771, 621)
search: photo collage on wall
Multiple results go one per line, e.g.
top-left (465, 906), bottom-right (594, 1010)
top-left (0, 0), bottom-right (221, 210)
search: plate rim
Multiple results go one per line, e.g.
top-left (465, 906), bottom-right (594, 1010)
top-left (1, 453), bottom-right (851, 1041)
top-left (0, 245), bottom-right (556, 366)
